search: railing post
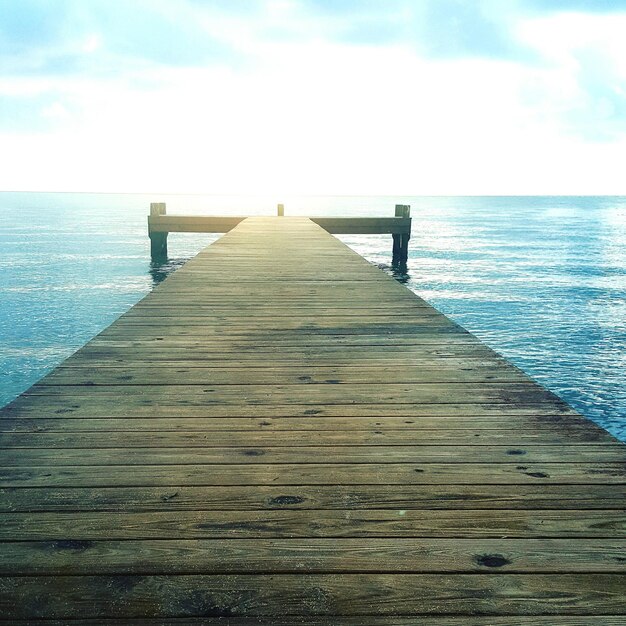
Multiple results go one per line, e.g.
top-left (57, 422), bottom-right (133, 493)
top-left (277, 203), bottom-right (284, 217)
top-left (149, 202), bottom-right (168, 263)
top-left (392, 204), bottom-right (410, 268)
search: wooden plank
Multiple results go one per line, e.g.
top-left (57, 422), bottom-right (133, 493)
top-left (9, 617), bottom-right (626, 625)
top-left (111, 309), bottom-right (451, 322)
top-left (1, 510), bottom-right (624, 539)
top-left (1, 399), bottom-right (578, 417)
top-left (0, 427), bottom-right (613, 445)
top-left (23, 383), bottom-right (562, 405)
top-left (1, 574), bottom-right (624, 618)
top-left (312, 216), bottom-right (412, 234)
top-left (38, 363), bottom-right (530, 385)
top-left (0, 407), bottom-right (589, 424)
top-left (54, 357), bottom-right (514, 369)
top-left (2, 538), bottom-right (624, 575)
top-left (148, 215), bottom-right (246, 232)
top-left (3, 485), bottom-right (624, 512)
top-left (61, 347), bottom-right (505, 363)
top-left (84, 335), bottom-right (488, 346)
top-left (122, 304), bottom-right (435, 313)
top-left (2, 463), bottom-right (624, 487)
top-left (0, 414), bottom-right (601, 432)
top-left (93, 324), bottom-right (464, 337)
top-left (2, 445), bottom-right (624, 466)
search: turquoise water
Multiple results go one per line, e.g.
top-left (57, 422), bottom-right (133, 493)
top-left (1, 192), bottom-right (625, 440)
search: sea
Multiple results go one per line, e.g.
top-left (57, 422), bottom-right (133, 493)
top-left (1, 192), bottom-right (624, 441)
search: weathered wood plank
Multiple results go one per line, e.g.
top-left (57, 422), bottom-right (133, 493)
top-left (37, 363), bottom-right (530, 385)
top-left (1, 399), bottom-right (578, 417)
top-left (312, 216), bottom-right (412, 234)
top-left (114, 312), bottom-right (451, 324)
top-left (0, 413), bottom-right (601, 429)
top-left (2, 463), bottom-right (624, 487)
top-left (9, 617), bottom-right (626, 625)
top-left (122, 304), bottom-right (434, 314)
top-left (148, 215), bottom-right (246, 232)
top-left (60, 347), bottom-right (505, 364)
top-left (3, 445), bottom-right (623, 466)
top-left (3, 485), bottom-right (624, 512)
top-left (1, 574), bottom-right (624, 618)
top-left (93, 323), bottom-right (464, 338)
top-left (23, 383), bottom-right (562, 405)
top-left (83, 334), bottom-right (495, 346)
top-left (0, 427), bottom-right (613, 445)
top-left (1, 509), bottom-right (624, 539)
top-left (2, 538), bottom-right (624, 575)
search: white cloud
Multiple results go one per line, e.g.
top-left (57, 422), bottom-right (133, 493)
top-left (1, 0), bottom-right (625, 193)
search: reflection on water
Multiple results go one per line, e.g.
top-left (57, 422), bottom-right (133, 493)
top-left (1, 193), bottom-right (624, 441)
top-left (378, 262), bottom-right (410, 284)
top-left (149, 258), bottom-right (188, 286)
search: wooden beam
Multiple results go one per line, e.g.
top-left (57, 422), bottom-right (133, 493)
top-left (311, 217), bottom-right (411, 235)
top-left (148, 215), bottom-right (411, 235)
top-left (148, 216), bottom-right (247, 233)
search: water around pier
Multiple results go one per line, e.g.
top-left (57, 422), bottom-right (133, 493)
top-left (1, 193), bottom-right (624, 440)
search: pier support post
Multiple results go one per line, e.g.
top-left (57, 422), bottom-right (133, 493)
top-left (392, 204), bottom-right (410, 268)
top-left (149, 202), bottom-right (168, 263)
top-left (277, 203), bottom-right (284, 217)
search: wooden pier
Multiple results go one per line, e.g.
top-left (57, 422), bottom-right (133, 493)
top-left (1, 215), bottom-right (625, 623)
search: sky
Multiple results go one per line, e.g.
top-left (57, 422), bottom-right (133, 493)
top-left (1, 0), bottom-right (626, 195)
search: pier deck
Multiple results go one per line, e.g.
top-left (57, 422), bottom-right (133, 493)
top-left (1, 217), bottom-right (625, 622)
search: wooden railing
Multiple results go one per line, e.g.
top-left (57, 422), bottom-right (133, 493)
top-left (148, 203), bottom-right (411, 267)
